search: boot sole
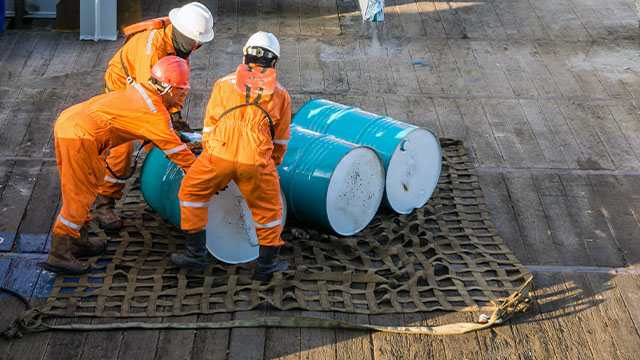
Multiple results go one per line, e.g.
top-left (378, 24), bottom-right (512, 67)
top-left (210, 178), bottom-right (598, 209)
top-left (42, 262), bottom-right (92, 275)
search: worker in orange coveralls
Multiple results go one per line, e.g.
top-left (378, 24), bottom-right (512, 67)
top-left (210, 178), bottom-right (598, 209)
top-left (172, 32), bottom-right (291, 282)
top-left (97, 2), bottom-right (214, 230)
top-left (45, 56), bottom-right (196, 275)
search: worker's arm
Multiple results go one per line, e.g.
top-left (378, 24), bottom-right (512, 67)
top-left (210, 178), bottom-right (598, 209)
top-left (271, 88), bottom-right (291, 167)
top-left (141, 115), bottom-right (196, 173)
top-left (135, 29), bottom-right (188, 114)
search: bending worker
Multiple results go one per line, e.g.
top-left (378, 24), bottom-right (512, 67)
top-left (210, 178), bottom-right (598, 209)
top-left (173, 32), bottom-right (291, 282)
top-left (45, 56), bottom-right (196, 275)
top-left (97, 2), bottom-right (214, 230)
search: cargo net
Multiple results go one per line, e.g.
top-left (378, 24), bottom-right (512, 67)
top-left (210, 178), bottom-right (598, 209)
top-left (40, 139), bottom-right (532, 317)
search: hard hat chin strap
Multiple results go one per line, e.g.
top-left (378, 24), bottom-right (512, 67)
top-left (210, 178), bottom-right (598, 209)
top-left (148, 79), bottom-right (172, 95)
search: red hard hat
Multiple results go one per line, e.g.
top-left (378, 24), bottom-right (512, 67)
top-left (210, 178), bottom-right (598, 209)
top-left (150, 56), bottom-right (191, 89)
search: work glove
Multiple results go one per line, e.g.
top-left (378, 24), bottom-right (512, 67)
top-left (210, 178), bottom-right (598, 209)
top-left (186, 141), bottom-right (203, 155)
top-left (170, 111), bottom-right (194, 133)
top-left (174, 130), bottom-right (192, 144)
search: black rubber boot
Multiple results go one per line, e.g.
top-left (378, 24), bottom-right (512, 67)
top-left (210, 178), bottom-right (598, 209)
top-left (252, 245), bottom-right (288, 282)
top-left (170, 230), bottom-right (209, 270)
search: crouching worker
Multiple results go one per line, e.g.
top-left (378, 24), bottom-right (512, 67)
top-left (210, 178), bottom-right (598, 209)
top-left (45, 56), bottom-right (196, 275)
top-left (97, 2), bottom-right (214, 231)
top-left (173, 32), bottom-right (291, 282)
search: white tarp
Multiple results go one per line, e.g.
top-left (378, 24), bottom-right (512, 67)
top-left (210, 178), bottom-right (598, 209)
top-left (358, 0), bottom-right (384, 22)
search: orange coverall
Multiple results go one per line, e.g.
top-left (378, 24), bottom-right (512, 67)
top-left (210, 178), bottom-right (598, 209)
top-left (178, 72), bottom-right (291, 247)
top-left (53, 82), bottom-right (195, 239)
top-left (100, 24), bottom-right (189, 199)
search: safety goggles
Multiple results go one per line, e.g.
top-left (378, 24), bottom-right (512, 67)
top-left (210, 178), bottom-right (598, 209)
top-left (245, 46), bottom-right (277, 60)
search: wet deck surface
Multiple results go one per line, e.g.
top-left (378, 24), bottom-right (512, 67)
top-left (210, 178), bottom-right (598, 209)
top-left (1, 0), bottom-right (640, 359)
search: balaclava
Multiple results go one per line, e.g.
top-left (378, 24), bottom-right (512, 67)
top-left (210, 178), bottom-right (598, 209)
top-left (172, 27), bottom-right (197, 59)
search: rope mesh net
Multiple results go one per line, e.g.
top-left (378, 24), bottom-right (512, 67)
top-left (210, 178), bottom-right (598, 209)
top-left (40, 139), bottom-right (532, 317)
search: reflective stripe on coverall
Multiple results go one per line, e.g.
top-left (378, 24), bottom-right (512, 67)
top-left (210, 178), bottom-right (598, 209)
top-left (179, 73), bottom-right (291, 247)
top-left (101, 24), bottom-right (189, 199)
top-left (53, 82), bottom-right (195, 239)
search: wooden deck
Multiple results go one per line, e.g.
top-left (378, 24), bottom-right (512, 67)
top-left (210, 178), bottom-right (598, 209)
top-left (1, 0), bottom-right (640, 359)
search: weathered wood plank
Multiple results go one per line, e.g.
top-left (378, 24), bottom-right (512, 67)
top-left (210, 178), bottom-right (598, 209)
top-left (154, 315), bottom-right (198, 359)
top-left (191, 313), bottom-right (232, 360)
top-left (16, 162), bottom-right (60, 253)
top-left (334, 313), bottom-right (373, 360)
top-left (3, 297), bottom-right (51, 360)
top-left (299, 311), bottom-right (336, 360)
top-left (78, 317), bottom-right (124, 360)
top-left (228, 309), bottom-right (266, 360)
top-left (532, 272), bottom-right (596, 358)
top-left (456, 99), bottom-right (503, 167)
top-left (532, 43), bottom-right (585, 97)
top-left (559, 174), bottom-right (625, 267)
top-left (557, 102), bottom-right (615, 170)
top-left (518, 100), bottom-right (569, 168)
top-left (431, 98), bottom-right (466, 142)
top-left (532, 173), bottom-right (594, 266)
top-left (264, 309), bottom-right (300, 360)
top-left (317, 0), bottom-right (341, 35)
top-left (503, 172), bottom-right (562, 265)
top-left (468, 40), bottom-right (514, 97)
top-left (0, 32), bottom-right (39, 84)
top-left (614, 274), bottom-right (640, 331)
top-left (0, 160), bottom-right (42, 251)
top-left (388, 0), bottom-right (426, 37)
top-left (414, 1), bottom-right (447, 39)
top-left (42, 317), bottom-right (91, 360)
top-left (446, 40), bottom-right (491, 96)
top-left (116, 318), bottom-right (162, 359)
top-left (431, 311), bottom-right (488, 360)
top-left (537, 101), bottom-right (586, 168)
top-left (478, 172), bottom-right (529, 264)
top-left (369, 314), bottom-right (415, 360)
top-left (588, 175), bottom-right (640, 265)
top-left (587, 273), bottom-right (640, 358)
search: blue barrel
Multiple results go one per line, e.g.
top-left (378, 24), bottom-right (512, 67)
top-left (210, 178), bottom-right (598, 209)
top-left (293, 98), bottom-right (441, 214)
top-left (140, 132), bottom-right (286, 264)
top-left (1, 0), bottom-right (4, 36)
top-left (278, 126), bottom-right (385, 235)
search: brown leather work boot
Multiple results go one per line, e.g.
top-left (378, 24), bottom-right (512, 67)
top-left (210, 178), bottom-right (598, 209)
top-left (95, 193), bottom-right (123, 230)
top-left (43, 234), bottom-right (91, 275)
top-left (71, 224), bottom-right (107, 258)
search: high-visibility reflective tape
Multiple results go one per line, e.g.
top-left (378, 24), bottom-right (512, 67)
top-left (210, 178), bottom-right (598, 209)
top-left (133, 83), bottom-right (157, 113)
top-left (104, 175), bottom-right (127, 184)
top-left (202, 127), bottom-right (214, 133)
top-left (219, 75), bottom-right (236, 83)
top-left (146, 29), bottom-right (157, 54)
top-left (58, 214), bottom-right (82, 230)
top-left (273, 139), bottom-right (289, 145)
top-left (255, 218), bottom-right (282, 228)
top-left (179, 201), bottom-right (210, 207)
top-left (163, 144), bottom-right (187, 155)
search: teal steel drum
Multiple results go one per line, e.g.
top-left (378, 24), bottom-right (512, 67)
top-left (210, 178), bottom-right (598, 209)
top-left (278, 126), bottom-right (385, 235)
top-left (140, 132), bottom-right (286, 264)
top-left (293, 98), bottom-right (442, 214)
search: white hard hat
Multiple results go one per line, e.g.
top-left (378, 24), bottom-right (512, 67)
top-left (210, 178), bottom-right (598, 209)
top-left (243, 31), bottom-right (280, 58)
top-left (169, 2), bottom-right (215, 43)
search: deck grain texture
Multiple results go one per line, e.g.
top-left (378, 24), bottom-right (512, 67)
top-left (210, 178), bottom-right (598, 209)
top-left (1, 0), bottom-right (639, 358)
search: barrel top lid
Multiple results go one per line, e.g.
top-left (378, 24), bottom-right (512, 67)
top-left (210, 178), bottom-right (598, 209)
top-left (326, 146), bottom-right (385, 236)
top-left (386, 128), bottom-right (441, 214)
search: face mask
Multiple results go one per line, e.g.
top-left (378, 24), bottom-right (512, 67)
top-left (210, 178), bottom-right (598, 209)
top-left (172, 28), bottom-right (197, 59)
